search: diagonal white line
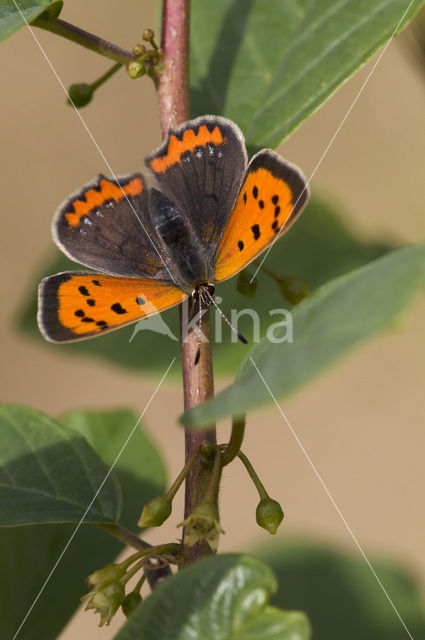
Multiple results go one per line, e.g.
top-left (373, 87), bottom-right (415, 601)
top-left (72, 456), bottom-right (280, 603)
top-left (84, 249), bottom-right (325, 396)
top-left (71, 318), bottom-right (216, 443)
top-left (249, 355), bottom-right (414, 640)
top-left (250, 0), bottom-right (416, 282)
top-left (12, 356), bottom-right (176, 640)
top-left (11, 1), bottom-right (176, 283)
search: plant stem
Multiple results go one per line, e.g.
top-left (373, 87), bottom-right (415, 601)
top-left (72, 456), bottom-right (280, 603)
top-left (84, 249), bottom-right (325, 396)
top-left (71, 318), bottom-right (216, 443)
top-left (237, 451), bottom-right (269, 501)
top-left (98, 522), bottom-right (151, 551)
top-left (91, 62), bottom-right (122, 91)
top-left (33, 18), bottom-right (137, 64)
top-left (98, 523), bottom-right (171, 589)
top-left (157, 0), bottom-right (216, 568)
top-left (222, 417), bottom-right (246, 466)
top-left (166, 446), bottom-right (202, 499)
top-left (157, 0), bottom-right (190, 135)
top-left (179, 303), bottom-right (216, 567)
top-left (204, 447), bottom-right (223, 503)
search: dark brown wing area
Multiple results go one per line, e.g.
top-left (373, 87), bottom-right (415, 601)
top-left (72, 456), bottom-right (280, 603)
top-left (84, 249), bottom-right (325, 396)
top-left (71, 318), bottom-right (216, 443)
top-left (53, 174), bottom-right (174, 281)
top-left (145, 116), bottom-right (248, 253)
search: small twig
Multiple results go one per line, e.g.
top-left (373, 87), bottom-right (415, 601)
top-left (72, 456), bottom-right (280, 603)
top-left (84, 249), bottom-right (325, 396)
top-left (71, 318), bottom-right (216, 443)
top-left (97, 523), bottom-right (171, 590)
top-left (237, 451), bottom-right (269, 501)
top-left (221, 417), bottom-right (246, 466)
top-left (33, 17), bottom-right (137, 64)
top-left (97, 522), bottom-right (151, 551)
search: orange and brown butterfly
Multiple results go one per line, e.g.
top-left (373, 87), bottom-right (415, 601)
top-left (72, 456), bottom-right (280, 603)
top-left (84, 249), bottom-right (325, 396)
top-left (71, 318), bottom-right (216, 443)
top-left (38, 116), bottom-right (310, 344)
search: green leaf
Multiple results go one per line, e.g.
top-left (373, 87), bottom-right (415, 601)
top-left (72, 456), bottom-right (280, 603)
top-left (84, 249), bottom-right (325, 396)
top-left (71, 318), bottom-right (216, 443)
top-left (191, 0), bottom-right (425, 149)
top-left (257, 539), bottom-right (425, 640)
top-left (18, 196), bottom-right (391, 375)
top-left (0, 0), bottom-right (62, 42)
top-left (114, 554), bottom-right (311, 640)
top-left (0, 407), bottom-right (167, 640)
top-left (60, 408), bottom-right (167, 530)
top-left (0, 403), bottom-right (120, 525)
top-left (182, 243), bottom-right (425, 427)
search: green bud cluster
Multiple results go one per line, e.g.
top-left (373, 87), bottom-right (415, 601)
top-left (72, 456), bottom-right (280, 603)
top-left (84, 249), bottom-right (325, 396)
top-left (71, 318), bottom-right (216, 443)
top-left (82, 576), bottom-right (126, 627)
top-left (82, 558), bottom-right (145, 626)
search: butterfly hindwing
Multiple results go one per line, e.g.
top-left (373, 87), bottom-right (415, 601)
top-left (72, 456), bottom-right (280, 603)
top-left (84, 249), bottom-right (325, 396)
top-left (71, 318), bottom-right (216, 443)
top-left (145, 116), bottom-right (248, 252)
top-left (38, 272), bottom-right (187, 342)
top-left (53, 174), bottom-right (173, 280)
top-left (214, 150), bottom-right (310, 282)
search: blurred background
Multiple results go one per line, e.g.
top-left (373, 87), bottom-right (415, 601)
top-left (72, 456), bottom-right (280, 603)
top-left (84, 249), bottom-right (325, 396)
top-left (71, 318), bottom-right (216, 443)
top-left (1, 1), bottom-right (424, 638)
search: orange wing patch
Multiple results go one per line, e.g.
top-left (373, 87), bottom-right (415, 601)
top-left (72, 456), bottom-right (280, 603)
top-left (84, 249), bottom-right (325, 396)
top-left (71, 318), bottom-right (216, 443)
top-left (214, 153), bottom-right (309, 282)
top-left (65, 177), bottom-right (143, 228)
top-left (149, 125), bottom-right (225, 173)
top-left (39, 273), bottom-right (186, 342)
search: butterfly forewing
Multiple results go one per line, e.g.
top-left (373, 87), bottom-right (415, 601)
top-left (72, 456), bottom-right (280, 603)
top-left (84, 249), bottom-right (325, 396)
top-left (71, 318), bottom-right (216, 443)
top-left (38, 272), bottom-right (187, 342)
top-left (146, 116), bottom-right (248, 255)
top-left (53, 174), bottom-right (174, 280)
top-left (214, 150), bottom-right (310, 282)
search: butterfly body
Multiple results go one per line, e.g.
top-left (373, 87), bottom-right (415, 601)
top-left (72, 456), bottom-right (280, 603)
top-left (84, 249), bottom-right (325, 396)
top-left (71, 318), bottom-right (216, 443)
top-left (38, 116), bottom-right (310, 343)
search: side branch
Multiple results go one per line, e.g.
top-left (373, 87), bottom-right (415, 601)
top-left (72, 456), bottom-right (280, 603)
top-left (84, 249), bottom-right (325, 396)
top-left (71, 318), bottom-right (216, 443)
top-left (34, 18), bottom-right (137, 64)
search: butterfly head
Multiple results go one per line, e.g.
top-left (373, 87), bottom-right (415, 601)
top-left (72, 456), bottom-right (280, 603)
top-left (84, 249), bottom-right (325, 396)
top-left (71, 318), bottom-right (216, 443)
top-left (192, 282), bottom-right (215, 305)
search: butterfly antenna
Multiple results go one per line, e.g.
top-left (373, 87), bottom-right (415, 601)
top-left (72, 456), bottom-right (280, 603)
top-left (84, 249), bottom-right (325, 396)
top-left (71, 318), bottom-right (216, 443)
top-left (194, 294), bottom-right (202, 365)
top-left (205, 289), bottom-right (248, 345)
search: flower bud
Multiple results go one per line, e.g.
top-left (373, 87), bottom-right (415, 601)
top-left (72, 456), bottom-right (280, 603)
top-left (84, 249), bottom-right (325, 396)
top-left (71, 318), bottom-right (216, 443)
top-left (138, 494), bottom-right (172, 527)
top-left (142, 28), bottom-right (155, 42)
top-left (133, 44), bottom-right (146, 56)
top-left (82, 581), bottom-right (125, 626)
top-left (256, 497), bottom-right (284, 535)
top-left (237, 270), bottom-right (257, 298)
top-left (179, 502), bottom-right (224, 552)
top-left (87, 563), bottom-right (126, 589)
top-left (126, 60), bottom-right (146, 79)
top-left (122, 591), bottom-right (143, 618)
top-left (68, 83), bottom-right (93, 108)
top-left (277, 275), bottom-right (308, 305)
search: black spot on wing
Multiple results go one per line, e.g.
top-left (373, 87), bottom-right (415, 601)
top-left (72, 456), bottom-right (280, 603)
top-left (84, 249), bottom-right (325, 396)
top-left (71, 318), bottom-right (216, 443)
top-left (92, 280), bottom-right (102, 286)
top-left (237, 240), bottom-right (244, 251)
top-left (252, 186), bottom-right (258, 199)
top-left (272, 195), bottom-right (279, 205)
top-left (79, 286), bottom-right (89, 296)
top-left (86, 299), bottom-right (95, 307)
top-left (74, 309), bottom-right (85, 317)
top-left (251, 224), bottom-right (260, 240)
top-left (111, 302), bottom-right (127, 315)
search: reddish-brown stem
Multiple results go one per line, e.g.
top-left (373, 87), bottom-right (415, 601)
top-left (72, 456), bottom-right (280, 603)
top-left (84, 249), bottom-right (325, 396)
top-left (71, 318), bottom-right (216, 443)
top-left (158, 0), bottom-right (191, 136)
top-left (157, 0), bottom-right (217, 568)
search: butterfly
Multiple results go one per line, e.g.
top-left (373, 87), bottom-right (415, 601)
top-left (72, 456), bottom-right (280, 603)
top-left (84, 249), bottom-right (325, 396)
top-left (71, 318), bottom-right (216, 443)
top-left (38, 115), bottom-right (310, 350)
